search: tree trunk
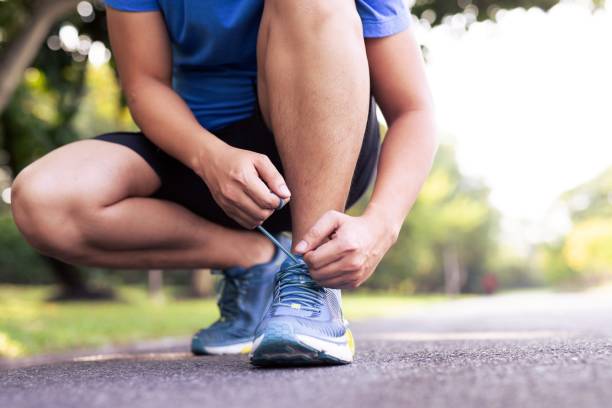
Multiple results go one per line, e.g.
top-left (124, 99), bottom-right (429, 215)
top-left (0, 0), bottom-right (79, 113)
top-left (190, 269), bottom-right (214, 298)
top-left (148, 269), bottom-right (164, 301)
top-left (46, 257), bottom-right (114, 301)
top-left (443, 245), bottom-right (463, 295)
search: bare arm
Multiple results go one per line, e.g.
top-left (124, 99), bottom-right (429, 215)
top-left (107, 8), bottom-right (289, 228)
top-left (364, 28), bottom-right (438, 239)
top-left (296, 28), bottom-right (437, 288)
top-left (106, 8), bottom-right (223, 172)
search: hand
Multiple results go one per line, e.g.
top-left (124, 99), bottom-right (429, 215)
top-left (294, 209), bottom-right (398, 289)
top-left (196, 141), bottom-right (291, 229)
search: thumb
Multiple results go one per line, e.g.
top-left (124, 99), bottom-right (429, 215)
top-left (294, 210), bottom-right (343, 254)
top-left (254, 155), bottom-right (291, 199)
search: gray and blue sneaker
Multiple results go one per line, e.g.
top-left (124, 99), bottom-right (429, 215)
top-left (191, 233), bottom-right (292, 355)
top-left (250, 255), bottom-right (355, 366)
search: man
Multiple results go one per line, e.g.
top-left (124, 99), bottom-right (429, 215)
top-left (11, 0), bottom-right (436, 366)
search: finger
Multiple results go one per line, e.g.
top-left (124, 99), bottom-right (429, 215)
top-left (254, 155), bottom-right (291, 199)
top-left (310, 257), bottom-right (350, 282)
top-left (317, 275), bottom-right (356, 290)
top-left (235, 192), bottom-right (274, 225)
top-left (294, 210), bottom-right (343, 254)
top-left (304, 239), bottom-right (345, 270)
top-left (317, 264), bottom-right (362, 289)
top-left (244, 172), bottom-right (282, 210)
top-left (227, 207), bottom-right (260, 229)
top-left (226, 195), bottom-right (271, 229)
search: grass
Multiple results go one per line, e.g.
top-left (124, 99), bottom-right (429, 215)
top-left (0, 285), bottom-right (445, 358)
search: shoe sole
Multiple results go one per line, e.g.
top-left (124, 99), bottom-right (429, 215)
top-left (250, 329), bottom-right (355, 366)
top-left (192, 340), bottom-right (253, 356)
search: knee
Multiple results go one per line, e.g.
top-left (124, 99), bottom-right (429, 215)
top-left (11, 166), bottom-right (85, 262)
top-left (266, 0), bottom-right (361, 36)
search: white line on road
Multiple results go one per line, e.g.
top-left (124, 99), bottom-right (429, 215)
top-left (360, 330), bottom-right (574, 341)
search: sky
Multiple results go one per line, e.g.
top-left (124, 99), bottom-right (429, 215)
top-left (411, 0), bottom-right (612, 245)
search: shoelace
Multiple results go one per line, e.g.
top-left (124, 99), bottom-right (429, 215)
top-left (258, 226), bottom-right (325, 313)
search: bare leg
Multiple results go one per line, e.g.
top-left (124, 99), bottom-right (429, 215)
top-left (257, 0), bottom-right (370, 246)
top-left (11, 140), bottom-right (274, 269)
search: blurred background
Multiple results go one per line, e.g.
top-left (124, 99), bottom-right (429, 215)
top-left (0, 0), bottom-right (610, 359)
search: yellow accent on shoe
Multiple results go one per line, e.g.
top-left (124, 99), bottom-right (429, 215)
top-left (240, 344), bottom-right (253, 354)
top-left (346, 329), bottom-right (356, 355)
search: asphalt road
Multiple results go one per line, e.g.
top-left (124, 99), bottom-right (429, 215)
top-left (3, 289), bottom-right (612, 408)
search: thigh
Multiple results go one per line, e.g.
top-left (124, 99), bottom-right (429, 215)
top-left (19, 138), bottom-right (161, 209)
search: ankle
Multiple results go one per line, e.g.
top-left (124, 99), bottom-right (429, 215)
top-left (237, 233), bottom-right (275, 268)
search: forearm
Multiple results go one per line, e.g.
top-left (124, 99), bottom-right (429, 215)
top-left (364, 109), bottom-right (437, 240)
top-left (123, 78), bottom-right (225, 175)
top-left (107, 9), bottom-right (224, 174)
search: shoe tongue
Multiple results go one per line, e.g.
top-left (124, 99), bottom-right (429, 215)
top-left (272, 255), bottom-right (325, 316)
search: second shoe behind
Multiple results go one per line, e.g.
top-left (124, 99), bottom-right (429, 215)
top-left (191, 233), bottom-right (292, 355)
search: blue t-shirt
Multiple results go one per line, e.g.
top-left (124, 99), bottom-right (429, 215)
top-left (105, 1), bottom-right (410, 130)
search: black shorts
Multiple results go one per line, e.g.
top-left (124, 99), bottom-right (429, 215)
top-left (94, 98), bottom-right (380, 234)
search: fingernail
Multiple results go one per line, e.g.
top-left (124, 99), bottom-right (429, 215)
top-left (279, 184), bottom-right (291, 197)
top-left (277, 198), bottom-right (286, 210)
top-left (295, 240), bottom-right (307, 253)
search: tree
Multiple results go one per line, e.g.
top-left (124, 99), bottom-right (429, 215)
top-left (365, 145), bottom-right (499, 294)
top-left (411, 0), bottom-right (561, 25)
top-left (0, 0), bottom-right (81, 112)
top-left (536, 166), bottom-right (612, 286)
top-left (554, 166), bottom-right (612, 283)
top-left (562, 166), bottom-right (612, 222)
top-left (0, 0), bottom-right (112, 299)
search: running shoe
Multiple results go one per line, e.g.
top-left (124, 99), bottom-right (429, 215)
top-left (191, 233), bottom-right (291, 355)
top-left (250, 255), bottom-right (355, 366)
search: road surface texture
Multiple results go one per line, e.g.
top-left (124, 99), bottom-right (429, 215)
top-left (2, 289), bottom-right (612, 408)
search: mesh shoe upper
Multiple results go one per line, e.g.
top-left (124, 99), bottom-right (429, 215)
top-left (255, 256), bottom-right (348, 341)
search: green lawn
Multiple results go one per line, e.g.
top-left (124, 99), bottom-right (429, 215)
top-left (0, 285), bottom-right (445, 358)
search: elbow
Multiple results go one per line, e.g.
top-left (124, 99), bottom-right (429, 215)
top-left (390, 102), bottom-right (437, 135)
top-left (386, 102), bottom-right (439, 157)
top-left (121, 74), bottom-right (170, 107)
top-left (385, 90), bottom-right (435, 127)
top-left (121, 77), bottom-right (150, 106)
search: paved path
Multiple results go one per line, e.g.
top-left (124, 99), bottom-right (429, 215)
top-left (3, 290), bottom-right (612, 408)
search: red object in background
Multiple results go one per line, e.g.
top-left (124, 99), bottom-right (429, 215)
top-left (481, 273), bottom-right (498, 295)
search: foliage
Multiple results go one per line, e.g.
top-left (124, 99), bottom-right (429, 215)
top-left (538, 166), bottom-right (612, 286)
top-left (536, 241), bottom-right (579, 286)
top-left (487, 246), bottom-right (541, 289)
top-left (72, 63), bottom-right (135, 136)
top-left (365, 144), bottom-right (499, 293)
top-left (0, 213), bottom-right (54, 284)
top-left (563, 218), bottom-right (612, 279)
top-left (411, 0), bottom-right (556, 26)
top-left (562, 166), bottom-right (612, 222)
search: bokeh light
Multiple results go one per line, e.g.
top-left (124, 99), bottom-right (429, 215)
top-left (1, 188), bottom-right (11, 205)
top-left (88, 41), bottom-right (111, 66)
top-left (46, 35), bottom-right (61, 51)
top-left (77, 1), bottom-right (94, 17)
top-left (58, 24), bottom-right (79, 52)
top-left (78, 35), bottom-right (92, 56)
